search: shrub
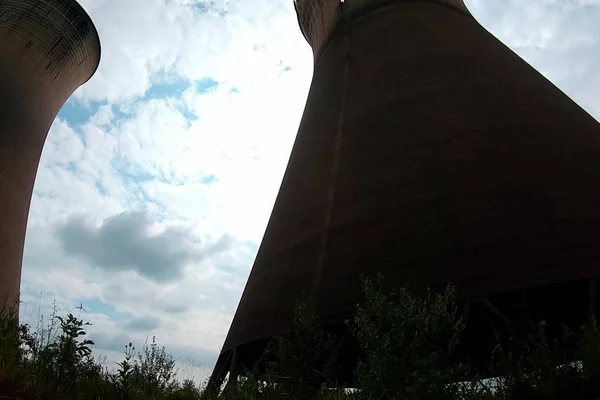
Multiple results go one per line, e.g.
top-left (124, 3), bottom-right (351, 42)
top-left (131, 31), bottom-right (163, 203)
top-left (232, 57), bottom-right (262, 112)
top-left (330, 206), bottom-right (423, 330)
top-left (5, 276), bottom-right (600, 399)
top-left (353, 273), bottom-right (469, 400)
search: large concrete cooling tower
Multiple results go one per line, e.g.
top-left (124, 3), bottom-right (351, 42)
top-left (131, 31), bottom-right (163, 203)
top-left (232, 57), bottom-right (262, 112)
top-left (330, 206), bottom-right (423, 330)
top-left (0, 0), bottom-right (100, 305)
top-left (211, 0), bottom-right (600, 382)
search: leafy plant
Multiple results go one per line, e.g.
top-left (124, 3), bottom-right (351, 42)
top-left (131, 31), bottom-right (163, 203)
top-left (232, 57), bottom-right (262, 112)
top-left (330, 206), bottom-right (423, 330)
top-left (111, 341), bottom-right (136, 392)
top-left (130, 335), bottom-right (178, 397)
top-left (6, 277), bottom-right (600, 399)
top-left (265, 298), bottom-right (337, 397)
top-left (352, 273), bottom-right (468, 400)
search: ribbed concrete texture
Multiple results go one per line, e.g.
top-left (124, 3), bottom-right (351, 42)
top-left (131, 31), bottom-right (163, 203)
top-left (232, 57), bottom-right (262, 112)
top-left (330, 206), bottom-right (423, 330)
top-left (0, 0), bottom-right (100, 306)
top-left (213, 0), bottom-right (600, 380)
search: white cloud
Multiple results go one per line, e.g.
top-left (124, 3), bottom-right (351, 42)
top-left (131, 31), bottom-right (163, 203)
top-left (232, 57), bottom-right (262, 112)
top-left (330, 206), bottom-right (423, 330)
top-left (75, 0), bottom-right (311, 103)
top-left (465, 0), bottom-right (600, 118)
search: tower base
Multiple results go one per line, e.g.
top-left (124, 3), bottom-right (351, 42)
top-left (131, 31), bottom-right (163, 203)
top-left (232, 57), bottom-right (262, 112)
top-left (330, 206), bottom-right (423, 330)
top-left (209, 277), bottom-right (600, 389)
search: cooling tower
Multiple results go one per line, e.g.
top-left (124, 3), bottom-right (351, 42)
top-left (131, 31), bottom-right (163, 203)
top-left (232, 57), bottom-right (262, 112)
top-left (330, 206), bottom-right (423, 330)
top-left (212, 0), bottom-right (600, 381)
top-left (0, 0), bottom-right (100, 305)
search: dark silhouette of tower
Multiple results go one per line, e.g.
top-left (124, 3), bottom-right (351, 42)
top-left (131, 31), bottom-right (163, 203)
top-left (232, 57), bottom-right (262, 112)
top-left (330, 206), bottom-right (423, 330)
top-left (0, 0), bottom-right (100, 305)
top-left (211, 0), bottom-right (600, 383)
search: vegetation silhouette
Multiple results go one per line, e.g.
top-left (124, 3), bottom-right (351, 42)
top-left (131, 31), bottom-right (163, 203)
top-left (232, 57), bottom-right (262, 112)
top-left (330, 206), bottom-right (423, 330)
top-left (2, 275), bottom-right (600, 399)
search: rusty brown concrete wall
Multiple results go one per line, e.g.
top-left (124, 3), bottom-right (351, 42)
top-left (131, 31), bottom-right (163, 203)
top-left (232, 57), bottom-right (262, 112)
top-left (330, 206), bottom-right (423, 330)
top-left (294, 0), bottom-right (470, 62)
top-left (214, 0), bottom-right (600, 376)
top-left (0, 0), bottom-right (100, 306)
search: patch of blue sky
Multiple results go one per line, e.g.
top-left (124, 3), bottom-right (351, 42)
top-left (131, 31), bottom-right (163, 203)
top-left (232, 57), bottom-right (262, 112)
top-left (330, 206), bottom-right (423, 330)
top-left (118, 167), bottom-right (155, 184)
top-left (144, 77), bottom-right (193, 101)
top-left (95, 180), bottom-right (108, 197)
top-left (110, 103), bottom-right (133, 120)
top-left (144, 76), bottom-right (219, 121)
top-left (148, 76), bottom-right (217, 98)
top-left (64, 162), bottom-right (77, 174)
top-left (201, 174), bottom-right (218, 185)
top-left (57, 97), bottom-right (101, 127)
top-left (72, 297), bottom-right (132, 322)
top-left (190, 0), bottom-right (227, 16)
top-left (114, 158), bottom-right (158, 181)
top-left (111, 161), bottom-right (156, 205)
top-left (194, 2), bottom-right (209, 12)
top-left (59, 77), bottom-right (219, 127)
top-left (276, 59), bottom-right (292, 73)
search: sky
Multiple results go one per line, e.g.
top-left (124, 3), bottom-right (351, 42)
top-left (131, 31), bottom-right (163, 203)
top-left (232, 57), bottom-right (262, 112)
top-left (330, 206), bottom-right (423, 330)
top-left (19, 0), bottom-right (600, 384)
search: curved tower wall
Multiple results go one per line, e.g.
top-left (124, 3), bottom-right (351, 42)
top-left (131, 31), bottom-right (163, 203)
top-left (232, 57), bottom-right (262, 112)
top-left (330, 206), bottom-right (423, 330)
top-left (214, 0), bottom-right (600, 378)
top-left (294, 0), bottom-right (470, 61)
top-left (0, 0), bottom-right (101, 305)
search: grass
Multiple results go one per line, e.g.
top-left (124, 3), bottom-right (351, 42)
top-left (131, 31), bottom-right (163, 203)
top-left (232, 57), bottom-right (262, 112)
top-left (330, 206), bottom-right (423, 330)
top-left (3, 275), bottom-right (600, 399)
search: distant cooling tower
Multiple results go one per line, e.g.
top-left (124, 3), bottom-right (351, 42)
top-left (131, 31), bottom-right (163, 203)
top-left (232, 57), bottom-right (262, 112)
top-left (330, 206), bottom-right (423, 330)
top-left (0, 0), bottom-right (100, 305)
top-left (212, 0), bottom-right (600, 382)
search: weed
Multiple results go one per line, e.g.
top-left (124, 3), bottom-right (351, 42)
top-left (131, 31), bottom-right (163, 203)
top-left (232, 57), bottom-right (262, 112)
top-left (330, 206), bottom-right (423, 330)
top-left (4, 276), bottom-right (600, 399)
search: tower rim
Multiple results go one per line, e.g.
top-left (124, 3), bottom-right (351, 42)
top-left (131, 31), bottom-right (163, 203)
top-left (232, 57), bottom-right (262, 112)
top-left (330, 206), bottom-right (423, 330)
top-left (294, 0), bottom-right (471, 61)
top-left (68, 0), bottom-right (102, 84)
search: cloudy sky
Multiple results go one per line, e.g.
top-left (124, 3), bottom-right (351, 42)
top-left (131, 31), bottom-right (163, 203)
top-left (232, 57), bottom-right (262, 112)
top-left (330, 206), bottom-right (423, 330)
top-left (19, 0), bottom-right (600, 384)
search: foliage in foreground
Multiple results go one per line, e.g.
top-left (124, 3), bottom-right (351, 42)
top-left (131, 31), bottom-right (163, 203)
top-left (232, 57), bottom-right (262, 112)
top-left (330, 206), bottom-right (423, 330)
top-left (0, 302), bottom-right (199, 399)
top-left (220, 274), bottom-right (600, 400)
top-left (3, 275), bottom-right (600, 399)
